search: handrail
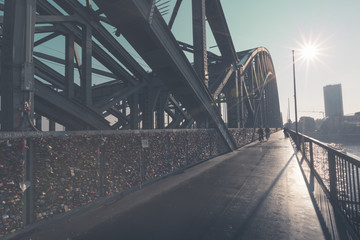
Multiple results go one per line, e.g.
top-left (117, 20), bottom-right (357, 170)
top-left (287, 129), bottom-right (360, 238)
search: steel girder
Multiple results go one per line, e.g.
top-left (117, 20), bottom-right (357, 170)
top-left (35, 0), bottom-right (195, 132)
top-left (0, 0), bottom-right (182, 132)
top-left (93, 0), bottom-right (237, 150)
top-left (34, 81), bottom-right (111, 130)
top-left (0, 0), bottom-right (283, 150)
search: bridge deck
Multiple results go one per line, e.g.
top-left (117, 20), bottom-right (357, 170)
top-left (16, 132), bottom-right (325, 240)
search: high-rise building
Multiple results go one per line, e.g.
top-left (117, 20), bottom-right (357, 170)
top-left (323, 84), bottom-right (344, 117)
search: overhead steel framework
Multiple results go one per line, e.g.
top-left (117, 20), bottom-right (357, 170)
top-left (0, 0), bottom-right (282, 151)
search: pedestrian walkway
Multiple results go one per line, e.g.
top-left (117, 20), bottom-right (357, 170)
top-left (13, 131), bottom-right (326, 240)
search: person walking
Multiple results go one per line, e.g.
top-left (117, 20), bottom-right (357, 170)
top-left (265, 127), bottom-right (270, 140)
top-left (258, 128), bottom-right (264, 142)
top-left (283, 127), bottom-right (288, 138)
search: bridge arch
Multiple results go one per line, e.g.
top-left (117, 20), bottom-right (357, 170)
top-left (212, 47), bottom-right (282, 128)
top-left (237, 47), bottom-right (282, 128)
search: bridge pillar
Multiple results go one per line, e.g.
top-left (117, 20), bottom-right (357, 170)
top-left (140, 87), bottom-right (155, 129)
top-left (129, 94), bottom-right (140, 129)
top-left (49, 119), bottom-right (56, 131)
top-left (224, 78), bottom-right (238, 128)
top-left (81, 25), bottom-right (93, 107)
top-left (1, 0), bottom-right (36, 131)
top-left (35, 113), bottom-right (42, 130)
top-left (155, 91), bottom-right (169, 129)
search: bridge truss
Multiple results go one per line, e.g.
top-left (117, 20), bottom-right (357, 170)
top-left (0, 0), bottom-right (282, 150)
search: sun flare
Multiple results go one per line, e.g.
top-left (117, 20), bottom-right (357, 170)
top-left (301, 44), bottom-right (317, 60)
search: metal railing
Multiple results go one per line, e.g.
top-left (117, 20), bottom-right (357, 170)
top-left (287, 130), bottom-right (360, 238)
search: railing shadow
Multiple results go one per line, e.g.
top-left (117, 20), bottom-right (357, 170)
top-left (232, 152), bottom-right (295, 238)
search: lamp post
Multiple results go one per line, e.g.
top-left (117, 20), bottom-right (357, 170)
top-left (292, 50), bottom-right (298, 134)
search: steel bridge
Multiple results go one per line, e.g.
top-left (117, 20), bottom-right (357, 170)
top-left (0, 0), bottom-right (282, 151)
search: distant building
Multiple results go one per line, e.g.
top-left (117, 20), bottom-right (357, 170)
top-left (344, 112), bottom-right (360, 123)
top-left (299, 116), bottom-right (315, 133)
top-left (323, 84), bottom-right (344, 117)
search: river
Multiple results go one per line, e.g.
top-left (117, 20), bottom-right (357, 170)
top-left (330, 143), bottom-right (360, 158)
top-left (306, 133), bottom-right (360, 158)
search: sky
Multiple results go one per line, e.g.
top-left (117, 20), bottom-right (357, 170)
top-left (166, 0), bottom-right (360, 122)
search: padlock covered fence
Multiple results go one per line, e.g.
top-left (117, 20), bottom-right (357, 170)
top-left (0, 128), bottom-right (261, 237)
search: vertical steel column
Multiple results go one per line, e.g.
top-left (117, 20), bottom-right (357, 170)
top-left (65, 34), bottom-right (75, 99)
top-left (240, 66), bottom-right (245, 128)
top-left (81, 25), bottom-right (92, 106)
top-left (328, 150), bottom-right (338, 201)
top-left (35, 113), bottom-right (42, 130)
top-left (1, 0), bottom-right (36, 131)
top-left (129, 94), bottom-right (140, 129)
top-left (156, 109), bottom-right (165, 129)
top-left (251, 59), bottom-right (257, 118)
top-left (235, 69), bottom-right (241, 128)
top-left (225, 79), bottom-right (239, 128)
top-left (192, 0), bottom-right (208, 87)
top-left (155, 92), bottom-right (168, 129)
top-left (259, 93), bottom-right (264, 127)
top-left (140, 87), bottom-right (154, 129)
top-left (49, 119), bottom-right (55, 131)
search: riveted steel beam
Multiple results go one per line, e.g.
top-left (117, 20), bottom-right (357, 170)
top-left (93, 0), bottom-right (236, 150)
top-left (192, 0), bottom-right (208, 87)
top-left (34, 81), bottom-right (111, 130)
top-left (205, 0), bottom-right (238, 64)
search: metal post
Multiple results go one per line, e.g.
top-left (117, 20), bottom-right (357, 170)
top-left (240, 66), bottom-right (245, 128)
top-left (235, 69), bottom-right (241, 128)
top-left (309, 141), bottom-right (314, 169)
top-left (328, 150), bottom-right (337, 201)
top-left (1, 0), bottom-right (36, 131)
top-left (292, 50), bottom-right (298, 134)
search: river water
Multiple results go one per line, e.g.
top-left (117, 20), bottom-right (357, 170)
top-left (335, 143), bottom-right (360, 158)
top-left (308, 133), bottom-right (360, 159)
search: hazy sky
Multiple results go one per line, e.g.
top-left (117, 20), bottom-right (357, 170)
top-left (167, 0), bottom-right (360, 121)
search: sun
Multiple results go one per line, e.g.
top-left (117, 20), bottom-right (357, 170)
top-left (301, 44), bottom-right (318, 60)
